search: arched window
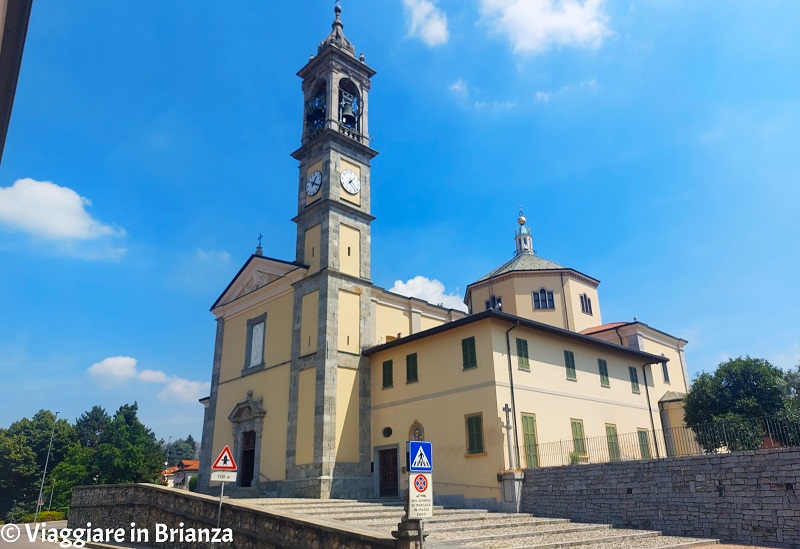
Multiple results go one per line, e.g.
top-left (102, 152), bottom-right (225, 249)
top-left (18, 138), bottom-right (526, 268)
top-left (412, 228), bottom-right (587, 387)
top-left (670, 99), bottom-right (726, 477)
top-left (533, 288), bottom-right (555, 310)
top-left (338, 78), bottom-right (361, 131)
top-left (305, 80), bottom-right (326, 135)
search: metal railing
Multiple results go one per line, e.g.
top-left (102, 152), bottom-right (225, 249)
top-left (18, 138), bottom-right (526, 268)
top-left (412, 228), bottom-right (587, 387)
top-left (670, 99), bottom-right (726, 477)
top-left (517, 415), bottom-right (800, 469)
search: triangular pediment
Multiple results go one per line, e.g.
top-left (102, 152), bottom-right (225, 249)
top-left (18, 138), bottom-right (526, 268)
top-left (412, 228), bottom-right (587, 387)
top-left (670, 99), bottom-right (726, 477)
top-left (212, 254), bottom-right (307, 310)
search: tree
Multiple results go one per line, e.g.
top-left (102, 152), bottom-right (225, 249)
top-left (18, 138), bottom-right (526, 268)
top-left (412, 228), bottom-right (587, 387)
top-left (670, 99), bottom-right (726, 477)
top-left (167, 434), bottom-right (198, 465)
top-left (95, 403), bottom-right (164, 484)
top-left (785, 362), bottom-right (800, 411)
top-left (0, 410), bottom-right (75, 520)
top-left (683, 356), bottom-right (791, 452)
top-left (75, 406), bottom-right (111, 448)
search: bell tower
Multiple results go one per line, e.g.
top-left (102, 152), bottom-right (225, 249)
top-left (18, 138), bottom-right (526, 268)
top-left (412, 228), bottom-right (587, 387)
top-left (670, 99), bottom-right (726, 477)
top-left (285, 2), bottom-right (377, 498)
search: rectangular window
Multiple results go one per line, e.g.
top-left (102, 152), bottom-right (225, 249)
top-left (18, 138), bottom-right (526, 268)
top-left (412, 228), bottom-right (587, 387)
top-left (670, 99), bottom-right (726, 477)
top-left (516, 338), bottom-right (530, 371)
top-left (465, 413), bottom-right (484, 454)
top-left (598, 358), bottom-right (609, 387)
top-left (462, 337), bottom-right (477, 370)
top-left (629, 366), bottom-right (640, 393)
top-left (580, 294), bottom-right (593, 315)
top-left (564, 350), bottom-right (577, 381)
top-left (571, 419), bottom-right (586, 455)
top-left (406, 353), bottom-right (418, 383)
top-left (661, 361), bottom-right (670, 384)
top-left (638, 429), bottom-right (651, 459)
top-left (522, 414), bottom-right (539, 468)
top-left (245, 313), bottom-right (267, 369)
top-left (382, 360), bottom-right (393, 388)
top-left (606, 424), bottom-right (620, 461)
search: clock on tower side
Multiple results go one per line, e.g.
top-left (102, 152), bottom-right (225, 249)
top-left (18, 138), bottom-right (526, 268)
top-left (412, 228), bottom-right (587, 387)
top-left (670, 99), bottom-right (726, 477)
top-left (284, 5), bottom-right (378, 499)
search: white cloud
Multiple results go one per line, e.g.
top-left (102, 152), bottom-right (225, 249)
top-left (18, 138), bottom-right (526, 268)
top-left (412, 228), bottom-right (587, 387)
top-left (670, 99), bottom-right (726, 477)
top-left (87, 356), bottom-right (139, 384)
top-left (480, 0), bottom-right (611, 55)
top-left (390, 275), bottom-right (468, 312)
top-left (0, 178), bottom-right (125, 240)
top-left (534, 79), bottom-right (599, 102)
top-left (404, 0), bottom-right (449, 47)
top-left (775, 343), bottom-right (800, 370)
top-left (87, 356), bottom-right (209, 402)
top-left (449, 78), bottom-right (469, 98)
top-left (158, 378), bottom-right (211, 403)
top-left (138, 369), bottom-right (171, 383)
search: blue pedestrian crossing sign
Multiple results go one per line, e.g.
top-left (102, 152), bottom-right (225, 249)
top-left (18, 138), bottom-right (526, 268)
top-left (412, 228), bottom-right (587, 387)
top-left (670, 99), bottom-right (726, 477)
top-left (409, 441), bottom-right (433, 472)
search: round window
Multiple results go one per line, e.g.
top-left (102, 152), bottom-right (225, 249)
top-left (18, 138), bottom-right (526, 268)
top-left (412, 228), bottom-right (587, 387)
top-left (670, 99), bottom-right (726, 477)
top-left (382, 427), bottom-right (393, 438)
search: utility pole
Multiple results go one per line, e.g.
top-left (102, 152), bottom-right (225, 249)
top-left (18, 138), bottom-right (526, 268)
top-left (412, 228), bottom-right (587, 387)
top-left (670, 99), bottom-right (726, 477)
top-left (34, 411), bottom-right (59, 522)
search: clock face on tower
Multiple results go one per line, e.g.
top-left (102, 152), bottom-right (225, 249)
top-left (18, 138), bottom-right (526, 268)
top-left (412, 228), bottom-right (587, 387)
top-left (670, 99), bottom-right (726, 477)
top-left (306, 170), bottom-right (322, 196)
top-left (339, 169), bottom-right (360, 195)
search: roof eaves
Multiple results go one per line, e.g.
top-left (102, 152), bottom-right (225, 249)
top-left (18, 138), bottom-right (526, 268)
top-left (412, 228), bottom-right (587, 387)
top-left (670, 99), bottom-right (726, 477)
top-left (363, 309), bottom-right (667, 364)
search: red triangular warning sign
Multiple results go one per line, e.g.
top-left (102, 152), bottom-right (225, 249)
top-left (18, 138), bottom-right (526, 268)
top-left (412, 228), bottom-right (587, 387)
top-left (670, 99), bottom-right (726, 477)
top-left (212, 445), bottom-right (237, 470)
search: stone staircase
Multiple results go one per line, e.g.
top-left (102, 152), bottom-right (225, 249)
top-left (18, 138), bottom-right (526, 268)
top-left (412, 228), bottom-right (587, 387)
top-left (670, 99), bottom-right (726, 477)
top-left (249, 498), bottom-right (718, 548)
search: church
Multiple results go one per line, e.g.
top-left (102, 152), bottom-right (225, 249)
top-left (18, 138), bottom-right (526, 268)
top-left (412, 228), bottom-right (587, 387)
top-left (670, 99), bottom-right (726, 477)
top-left (197, 5), bottom-right (691, 506)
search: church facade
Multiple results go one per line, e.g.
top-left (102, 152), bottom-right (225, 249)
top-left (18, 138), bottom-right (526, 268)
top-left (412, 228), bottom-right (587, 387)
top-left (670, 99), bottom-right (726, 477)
top-left (197, 6), bottom-right (690, 505)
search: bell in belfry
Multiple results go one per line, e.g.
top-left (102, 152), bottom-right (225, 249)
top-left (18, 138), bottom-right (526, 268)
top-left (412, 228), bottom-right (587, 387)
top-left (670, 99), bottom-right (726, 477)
top-left (339, 89), bottom-right (359, 128)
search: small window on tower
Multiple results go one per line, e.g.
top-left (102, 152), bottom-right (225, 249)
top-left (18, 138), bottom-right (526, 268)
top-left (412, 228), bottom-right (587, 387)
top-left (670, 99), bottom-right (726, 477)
top-left (580, 294), bottom-right (593, 315)
top-left (533, 288), bottom-right (555, 310)
top-left (485, 295), bottom-right (502, 311)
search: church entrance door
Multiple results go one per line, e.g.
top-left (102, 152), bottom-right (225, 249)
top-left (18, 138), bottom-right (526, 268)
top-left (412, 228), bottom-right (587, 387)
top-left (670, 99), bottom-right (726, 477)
top-left (378, 448), bottom-right (398, 497)
top-left (241, 430), bottom-right (256, 487)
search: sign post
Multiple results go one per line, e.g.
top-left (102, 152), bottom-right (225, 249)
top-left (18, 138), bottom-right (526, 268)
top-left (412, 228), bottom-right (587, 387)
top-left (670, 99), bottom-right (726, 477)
top-left (211, 445), bottom-right (237, 529)
top-left (408, 441), bottom-right (433, 548)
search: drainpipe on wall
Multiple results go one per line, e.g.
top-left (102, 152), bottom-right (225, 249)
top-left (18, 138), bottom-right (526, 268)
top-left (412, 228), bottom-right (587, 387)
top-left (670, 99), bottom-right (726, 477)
top-left (505, 322), bottom-right (522, 469)
top-left (641, 362), bottom-right (660, 458)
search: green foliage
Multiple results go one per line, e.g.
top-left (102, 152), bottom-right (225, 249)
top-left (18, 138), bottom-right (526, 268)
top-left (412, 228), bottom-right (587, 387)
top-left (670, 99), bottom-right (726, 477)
top-left (2, 402), bottom-right (177, 521)
top-left (167, 434), bottom-right (198, 465)
top-left (785, 363), bottom-right (800, 411)
top-left (188, 476), bottom-right (198, 492)
top-left (684, 356), bottom-right (792, 452)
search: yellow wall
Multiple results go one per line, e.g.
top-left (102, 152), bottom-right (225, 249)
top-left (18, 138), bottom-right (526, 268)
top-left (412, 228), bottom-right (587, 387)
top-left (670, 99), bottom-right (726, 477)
top-left (338, 289), bottom-right (361, 353)
top-left (210, 363), bottom-right (290, 481)
top-left (370, 322), bottom-right (503, 501)
top-left (339, 223), bottom-right (361, 277)
top-left (296, 367), bottom-right (316, 465)
top-left (420, 313), bottom-right (446, 331)
top-left (335, 367), bottom-right (360, 463)
top-left (375, 302), bottom-right (412, 343)
top-left (563, 278), bottom-right (602, 333)
top-left (300, 291), bottom-right (319, 357)
top-left (303, 224), bottom-right (321, 274)
top-left (219, 292), bottom-right (293, 383)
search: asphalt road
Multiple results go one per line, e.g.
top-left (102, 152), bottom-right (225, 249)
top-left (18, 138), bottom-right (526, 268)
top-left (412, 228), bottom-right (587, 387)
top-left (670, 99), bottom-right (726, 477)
top-left (1, 521), bottom-right (67, 547)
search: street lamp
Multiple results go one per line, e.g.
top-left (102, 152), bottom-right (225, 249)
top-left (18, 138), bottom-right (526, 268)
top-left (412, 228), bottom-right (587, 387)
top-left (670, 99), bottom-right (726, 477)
top-left (166, 436), bottom-right (173, 466)
top-left (34, 411), bottom-right (59, 522)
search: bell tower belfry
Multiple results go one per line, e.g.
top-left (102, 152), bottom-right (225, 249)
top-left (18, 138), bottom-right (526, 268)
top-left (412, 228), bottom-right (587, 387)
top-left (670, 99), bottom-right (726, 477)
top-left (284, 2), bottom-right (377, 498)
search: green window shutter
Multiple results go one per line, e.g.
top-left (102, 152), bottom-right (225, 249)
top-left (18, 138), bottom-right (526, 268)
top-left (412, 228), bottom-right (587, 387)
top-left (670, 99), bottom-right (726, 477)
top-left (571, 419), bottom-right (585, 455)
top-left (564, 350), bottom-right (577, 381)
top-left (606, 424), bottom-right (620, 461)
top-left (516, 338), bottom-right (530, 371)
top-left (629, 366), bottom-right (640, 393)
top-left (638, 429), bottom-right (651, 459)
top-left (522, 414), bottom-right (538, 467)
top-left (662, 361), bottom-right (670, 383)
top-left (462, 337), bottom-right (477, 369)
top-left (406, 353), bottom-right (418, 383)
top-left (382, 360), bottom-right (393, 388)
top-left (598, 359), bottom-right (609, 387)
top-left (466, 414), bottom-right (484, 454)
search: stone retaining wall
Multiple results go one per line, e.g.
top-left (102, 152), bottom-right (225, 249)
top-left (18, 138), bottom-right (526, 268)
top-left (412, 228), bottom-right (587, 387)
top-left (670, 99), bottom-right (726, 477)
top-left (520, 447), bottom-right (800, 548)
top-left (69, 484), bottom-right (395, 549)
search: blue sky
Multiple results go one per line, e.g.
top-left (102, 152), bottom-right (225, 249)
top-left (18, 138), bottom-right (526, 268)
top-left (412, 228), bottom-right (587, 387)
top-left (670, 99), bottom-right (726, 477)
top-left (1, 1), bottom-right (798, 441)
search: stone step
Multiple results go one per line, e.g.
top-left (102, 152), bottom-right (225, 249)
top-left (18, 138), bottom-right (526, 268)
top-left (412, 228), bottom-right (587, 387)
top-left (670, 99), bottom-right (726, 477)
top-left (440, 527), bottom-right (658, 547)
